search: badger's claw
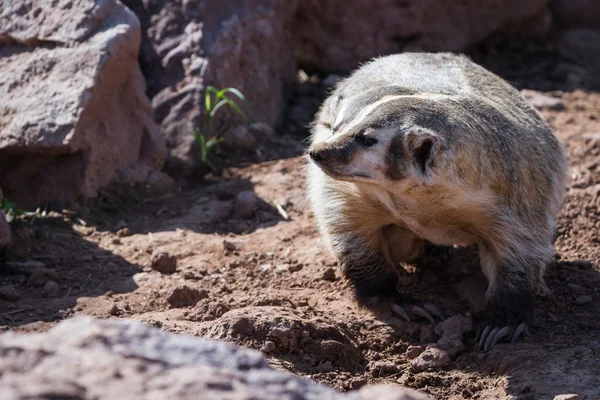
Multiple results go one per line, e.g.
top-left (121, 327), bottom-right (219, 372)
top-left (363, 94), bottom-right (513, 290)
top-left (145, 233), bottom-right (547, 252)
top-left (477, 322), bottom-right (529, 351)
top-left (390, 300), bottom-right (445, 324)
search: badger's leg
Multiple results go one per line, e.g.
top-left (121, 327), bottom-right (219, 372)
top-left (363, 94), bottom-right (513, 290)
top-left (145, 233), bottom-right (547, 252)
top-left (477, 246), bottom-right (548, 350)
top-left (331, 228), bottom-right (444, 324)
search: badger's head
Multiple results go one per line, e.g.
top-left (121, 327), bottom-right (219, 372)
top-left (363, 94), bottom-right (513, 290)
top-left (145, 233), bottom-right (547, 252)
top-left (308, 87), bottom-right (450, 186)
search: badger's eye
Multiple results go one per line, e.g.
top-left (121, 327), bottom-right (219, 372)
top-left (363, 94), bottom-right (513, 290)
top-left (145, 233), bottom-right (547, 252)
top-left (355, 134), bottom-right (378, 147)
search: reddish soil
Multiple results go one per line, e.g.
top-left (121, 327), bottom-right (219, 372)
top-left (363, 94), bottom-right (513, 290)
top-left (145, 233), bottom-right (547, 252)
top-left (2, 42), bottom-right (600, 399)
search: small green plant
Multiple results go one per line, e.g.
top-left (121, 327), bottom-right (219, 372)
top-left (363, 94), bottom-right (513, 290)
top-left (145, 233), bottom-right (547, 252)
top-left (192, 86), bottom-right (257, 167)
top-left (0, 198), bottom-right (23, 215)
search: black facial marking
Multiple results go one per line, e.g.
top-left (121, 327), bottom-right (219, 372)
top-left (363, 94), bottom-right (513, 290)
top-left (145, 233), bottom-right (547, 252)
top-left (354, 133), bottom-right (378, 147)
top-left (385, 134), bottom-right (409, 180)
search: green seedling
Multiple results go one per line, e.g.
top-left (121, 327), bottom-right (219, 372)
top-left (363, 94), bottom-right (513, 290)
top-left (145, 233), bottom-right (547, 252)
top-left (192, 86), bottom-right (258, 167)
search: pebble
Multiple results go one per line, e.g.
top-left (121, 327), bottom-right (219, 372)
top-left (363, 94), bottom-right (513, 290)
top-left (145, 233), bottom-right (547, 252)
top-left (234, 191), bottom-right (257, 219)
top-left (116, 227), bottom-right (132, 237)
top-left (0, 284), bottom-right (20, 301)
top-left (575, 295), bottom-right (592, 305)
top-left (150, 252), bottom-right (177, 274)
top-left (410, 345), bottom-right (450, 372)
top-left (27, 267), bottom-right (59, 287)
top-left (317, 361), bottom-right (333, 373)
top-left (223, 241), bottom-right (237, 252)
top-left (42, 281), bottom-right (60, 298)
top-left (321, 267), bottom-right (336, 281)
top-left (261, 340), bottom-right (276, 353)
top-left (405, 345), bottom-right (426, 360)
top-left (167, 285), bottom-right (208, 308)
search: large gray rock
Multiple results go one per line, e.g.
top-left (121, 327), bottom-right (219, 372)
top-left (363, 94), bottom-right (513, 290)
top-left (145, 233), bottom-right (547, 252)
top-left (0, 316), bottom-right (431, 400)
top-left (140, 0), bottom-right (298, 176)
top-left (293, 0), bottom-right (550, 72)
top-left (0, 0), bottom-right (166, 209)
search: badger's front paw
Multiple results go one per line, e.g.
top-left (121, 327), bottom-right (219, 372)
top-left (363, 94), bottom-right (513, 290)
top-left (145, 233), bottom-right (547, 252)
top-left (366, 293), bottom-right (446, 325)
top-left (477, 293), bottom-right (533, 351)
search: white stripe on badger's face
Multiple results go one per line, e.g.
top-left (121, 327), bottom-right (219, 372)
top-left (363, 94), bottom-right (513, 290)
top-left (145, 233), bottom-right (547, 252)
top-left (326, 95), bottom-right (406, 143)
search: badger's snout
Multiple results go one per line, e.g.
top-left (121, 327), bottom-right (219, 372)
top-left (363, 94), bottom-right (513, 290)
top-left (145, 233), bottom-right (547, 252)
top-left (308, 141), bottom-right (355, 166)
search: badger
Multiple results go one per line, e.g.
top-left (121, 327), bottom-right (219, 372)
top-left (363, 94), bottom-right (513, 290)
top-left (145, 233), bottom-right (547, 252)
top-left (306, 53), bottom-right (567, 350)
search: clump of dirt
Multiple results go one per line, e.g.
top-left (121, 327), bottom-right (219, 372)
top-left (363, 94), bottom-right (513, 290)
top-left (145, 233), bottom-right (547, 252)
top-left (1, 40), bottom-right (600, 399)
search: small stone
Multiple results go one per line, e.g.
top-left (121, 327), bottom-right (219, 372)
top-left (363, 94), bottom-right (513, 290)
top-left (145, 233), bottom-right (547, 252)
top-left (261, 340), bottom-right (277, 353)
top-left (553, 395), bottom-right (579, 400)
top-left (405, 345), bottom-right (426, 360)
top-left (410, 345), bottom-right (450, 372)
top-left (150, 252), bottom-right (177, 274)
top-left (321, 267), bottom-right (336, 281)
top-left (0, 284), bottom-right (20, 301)
top-left (116, 227), bottom-right (132, 237)
top-left (575, 295), bottom-right (592, 305)
top-left (42, 281), bottom-right (60, 298)
top-left (434, 315), bottom-right (473, 337)
top-left (27, 267), bottom-right (59, 288)
top-left (234, 191), bottom-right (258, 219)
top-left (112, 238), bottom-right (121, 245)
top-left (317, 361), bottom-right (333, 373)
top-left (167, 285), bottom-right (208, 308)
top-left (223, 240), bottom-right (237, 251)
top-left (108, 304), bottom-right (121, 316)
top-left (225, 125), bottom-right (257, 149)
top-left (437, 334), bottom-right (466, 359)
top-left (259, 263), bottom-right (272, 272)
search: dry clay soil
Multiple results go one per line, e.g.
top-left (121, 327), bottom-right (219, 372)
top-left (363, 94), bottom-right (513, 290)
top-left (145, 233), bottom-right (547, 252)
top-left (2, 50), bottom-right (600, 400)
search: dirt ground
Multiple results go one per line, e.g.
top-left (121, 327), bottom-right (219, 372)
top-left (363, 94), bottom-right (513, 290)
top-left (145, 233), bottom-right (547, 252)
top-left (2, 41), bottom-right (600, 399)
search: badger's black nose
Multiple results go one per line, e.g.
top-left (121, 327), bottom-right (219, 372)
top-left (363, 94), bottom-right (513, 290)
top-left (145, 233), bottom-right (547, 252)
top-left (309, 149), bottom-right (324, 163)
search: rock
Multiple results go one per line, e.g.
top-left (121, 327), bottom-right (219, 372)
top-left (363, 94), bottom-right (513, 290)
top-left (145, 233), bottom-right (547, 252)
top-left (224, 125), bottom-right (257, 150)
top-left (405, 345), bottom-right (426, 360)
top-left (0, 284), bottom-right (20, 301)
top-left (321, 267), bottom-right (336, 281)
top-left (142, 0), bottom-right (298, 177)
top-left (553, 395), bottom-right (580, 400)
top-left (27, 267), bottom-right (60, 288)
top-left (575, 295), bottom-right (592, 305)
top-left (234, 191), bottom-right (258, 219)
top-left (410, 345), bottom-right (450, 372)
top-left (203, 307), bottom-right (363, 371)
top-left (186, 298), bottom-right (230, 322)
top-left (294, 0), bottom-right (549, 72)
top-left (166, 285), bottom-right (207, 308)
top-left (150, 251), bottom-right (177, 273)
top-left (261, 340), bottom-right (277, 353)
top-left (42, 280), bottom-right (61, 298)
top-left (0, 316), bottom-right (430, 399)
top-left (0, 0), bottom-right (166, 209)
top-left (434, 315), bottom-right (473, 338)
top-left (116, 227), bottom-right (132, 237)
top-left (437, 334), bottom-right (466, 359)
top-left (521, 90), bottom-right (566, 111)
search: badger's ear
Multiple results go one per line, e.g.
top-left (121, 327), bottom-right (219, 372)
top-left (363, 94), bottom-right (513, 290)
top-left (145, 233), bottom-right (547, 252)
top-left (329, 94), bottom-right (342, 118)
top-left (406, 129), bottom-right (441, 176)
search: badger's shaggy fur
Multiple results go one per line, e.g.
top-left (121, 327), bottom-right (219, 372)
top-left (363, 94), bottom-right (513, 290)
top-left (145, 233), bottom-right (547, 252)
top-left (306, 53), bottom-right (567, 349)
